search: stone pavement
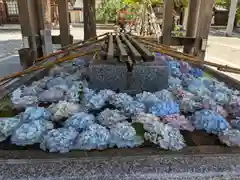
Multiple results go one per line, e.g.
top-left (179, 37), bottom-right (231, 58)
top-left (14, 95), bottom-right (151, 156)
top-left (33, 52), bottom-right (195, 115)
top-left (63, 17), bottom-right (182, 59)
top-left (0, 153), bottom-right (240, 179)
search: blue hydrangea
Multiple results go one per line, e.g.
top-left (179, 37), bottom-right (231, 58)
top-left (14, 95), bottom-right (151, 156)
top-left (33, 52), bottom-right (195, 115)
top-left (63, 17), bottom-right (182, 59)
top-left (73, 124), bottom-right (110, 150)
top-left (155, 89), bottom-right (175, 101)
top-left (191, 110), bottom-right (230, 134)
top-left (187, 81), bottom-right (211, 97)
top-left (181, 74), bottom-right (195, 88)
top-left (11, 120), bottom-right (53, 146)
top-left (180, 98), bottom-right (202, 113)
top-left (218, 129), bottom-right (240, 147)
top-left (0, 117), bottom-right (21, 142)
top-left (109, 93), bottom-right (134, 109)
top-left (21, 107), bottom-right (52, 123)
top-left (22, 85), bottom-right (44, 96)
top-left (109, 122), bottom-right (144, 148)
top-left (136, 92), bottom-right (160, 108)
top-left (97, 109), bottom-right (127, 127)
top-left (122, 101), bottom-right (146, 116)
top-left (87, 89), bottom-right (116, 109)
top-left (39, 87), bottom-right (65, 103)
top-left (46, 77), bottom-right (73, 90)
top-left (231, 119), bottom-right (240, 130)
top-left (40, 127), bottom-right (79, 153)
top-left (211, 91), bottom-right (231, 106)
top-left (168, 76), bottom-right (182, 89)
top-left (11, 88), bottom-right (39, 109)
top-left (189, 68), bottom-right (203, 77)
top-left (149, 101), bottom-right (180, 117)
top-left (63, 112), bottom-right (95, 132)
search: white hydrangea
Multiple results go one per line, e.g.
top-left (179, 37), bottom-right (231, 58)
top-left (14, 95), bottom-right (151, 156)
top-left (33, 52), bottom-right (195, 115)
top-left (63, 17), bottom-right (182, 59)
top-left (133, 113), bottom-right (186, 151)
top-left (48, 101), bottom-right (87, 122)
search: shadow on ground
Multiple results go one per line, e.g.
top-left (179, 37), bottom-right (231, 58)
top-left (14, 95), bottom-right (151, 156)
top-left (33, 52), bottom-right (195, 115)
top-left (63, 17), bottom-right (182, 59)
top-left (209, 29), bottom-right (240, 38)
top-left (0, 39), bottom-right (22, 59)
top-left (0, 55), bottom-right (22, 77)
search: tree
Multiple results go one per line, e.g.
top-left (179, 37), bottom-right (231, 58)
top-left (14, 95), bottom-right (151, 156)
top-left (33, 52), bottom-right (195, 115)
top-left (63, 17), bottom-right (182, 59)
top-left (83, 0), bottom-right (97, 40)
top-left (96, 0), bottom-right (189, 24)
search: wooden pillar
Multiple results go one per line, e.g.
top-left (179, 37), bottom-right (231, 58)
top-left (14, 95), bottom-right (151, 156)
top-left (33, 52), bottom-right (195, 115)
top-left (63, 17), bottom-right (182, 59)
top-left (37, 0), bottom-right (52, 30)
top-left (17, 0), bottom-right (42, 67)
top-left (226, 0), bottom-right (238, 36)
top-left (57, 0), bottom-right (71, 46)
top-left (194, 0), bottom-right (215, 60)
top-left (162, 0), bottom-right (173, 45)
top-left (183, 0), bottom-right (201, 54)
top-left (37, 0), bottom-right (53, 56)
top-left (83, 0), bottom-right (97, 40)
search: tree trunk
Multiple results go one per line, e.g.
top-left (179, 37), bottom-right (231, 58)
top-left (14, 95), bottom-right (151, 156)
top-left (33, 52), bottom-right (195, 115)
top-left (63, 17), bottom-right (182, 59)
top-left (83, 0), bottom-right (96, 40)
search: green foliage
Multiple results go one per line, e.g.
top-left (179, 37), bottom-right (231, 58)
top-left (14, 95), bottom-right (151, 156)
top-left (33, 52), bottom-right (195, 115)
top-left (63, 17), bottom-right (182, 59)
top-left (0, 97), bottom-right (17, 117)
top-left (78, 85), bottom-right (84, 103)
top-left (96, 0), bottom-right (189, 22)
top-left (215, 0), bottom-right (231, 8)
top-left (96, 0), bottom-right (125, 22)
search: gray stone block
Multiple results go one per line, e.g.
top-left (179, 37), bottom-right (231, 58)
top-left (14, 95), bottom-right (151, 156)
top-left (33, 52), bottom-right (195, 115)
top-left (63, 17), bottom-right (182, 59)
top-left (88, 61), bottom-right (128, 91)
top-left (129, 63), bottom-right (169, 93)
top-left (88, 58), bottom-right (169, 94)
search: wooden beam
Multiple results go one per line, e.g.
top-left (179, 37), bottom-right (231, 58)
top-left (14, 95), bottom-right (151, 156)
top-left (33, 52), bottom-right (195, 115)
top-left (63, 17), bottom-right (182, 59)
top-left (57, 0), bottom-right (71, 46)
top-left (115, 35), bottom-right (128, 62)
top-left (183, 0), bottom-right (201, 54)
top-left (120, 34), bottom-right (141, 62)
top-left (194, 0), bottom-right (215, 60)
top-left (107, 33), bottom-right (114, 61)
top-left (162, 0), bottom-right (174, 45)
top-left (126, 34), bottom-right (154, 62)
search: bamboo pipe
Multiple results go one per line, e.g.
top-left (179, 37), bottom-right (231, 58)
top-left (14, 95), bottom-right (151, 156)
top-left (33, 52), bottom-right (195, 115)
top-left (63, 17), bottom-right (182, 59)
top-left (31, 32), bottom-right (108, 64)
top-left (138, 38), bottom-right (240, 74)
top-left (35, 34), bottom-right (108, 63)
top-left (60, 32), bottom-right (109, 51)
top-left (129, 34), bottom-right (177, 51)
top-left (0, 49), bottom-right (100, 83)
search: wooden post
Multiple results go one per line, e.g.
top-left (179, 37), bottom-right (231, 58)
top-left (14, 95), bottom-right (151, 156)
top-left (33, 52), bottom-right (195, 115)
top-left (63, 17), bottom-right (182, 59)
top-left (37, 0), bottom-right (52, 30)
top-left (83, 0), bottom-right (97, 40)
top-left (17, 0), bottom-right (43, 67)
top-left (57, 0), bottom-right (71, 46)
top-left (226, 0), bottom-right (238, 36)
top-left (162, 0), bottom-right (173, 45)
top-left (37, 0), bottom-right (53, 56)
top-left (183, 0), bottom-right (201, 54)
top-left (194, 0), bottom-right (215, 60)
